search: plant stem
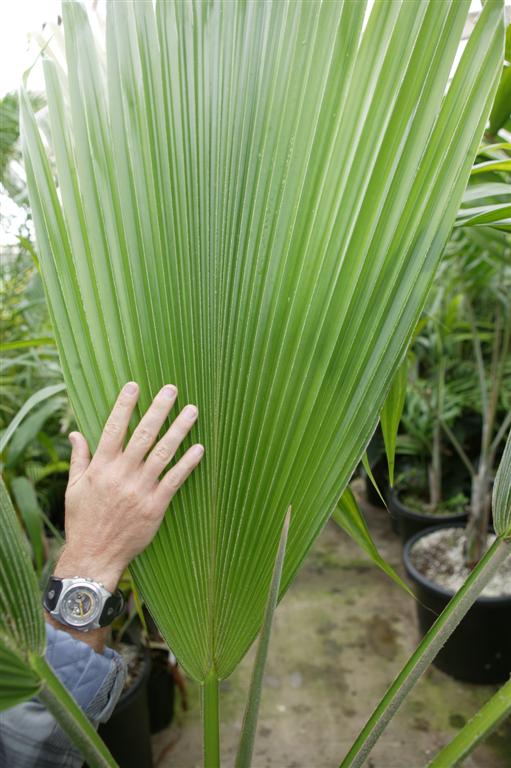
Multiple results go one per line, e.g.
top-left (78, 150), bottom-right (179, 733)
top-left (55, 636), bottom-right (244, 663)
top-left (439, 418), bottom-right (475, 477)
top-left (490, 410), bottom-right (511, 467)
top-left (31, 655), bottom-right (117, 767)
top-left (339, 536), bottom-right (511, 768)
top-left (427, 677), bottom-right (511, 767)
top-left (202, 671), bottom-right (220, 768)
top-left (235, 509), bottom-right (291, 768)
top-left (429, 359), bottom-right (444, 508)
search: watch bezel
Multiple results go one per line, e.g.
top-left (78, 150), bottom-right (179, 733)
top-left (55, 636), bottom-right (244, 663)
top-left (44, 576), bottom-right (124, 632)
top-left (59, 582), bottom-right (103, 628)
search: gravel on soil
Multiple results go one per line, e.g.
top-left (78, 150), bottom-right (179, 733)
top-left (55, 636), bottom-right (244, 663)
top-left (410, 528), bottom-right (511, 598)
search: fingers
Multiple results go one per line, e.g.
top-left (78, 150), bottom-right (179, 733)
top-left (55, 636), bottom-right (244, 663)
top-left (123, 384), bottom-right (178, 466)
top-left (95, 382), bottom-right (140, 459)
top-left (67, 432), bottom-right (91, 486)
top-left (143, 404), bottom-right (199, 482)
top-left (153, 443), bottom-right (204, 511)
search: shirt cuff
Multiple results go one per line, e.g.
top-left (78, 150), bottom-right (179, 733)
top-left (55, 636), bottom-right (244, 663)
top-left (44, 622), bottom-right (126, 724)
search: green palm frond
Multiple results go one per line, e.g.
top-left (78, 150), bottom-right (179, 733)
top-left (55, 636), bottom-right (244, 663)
top-left (20, 0), bottom-right (504, 692)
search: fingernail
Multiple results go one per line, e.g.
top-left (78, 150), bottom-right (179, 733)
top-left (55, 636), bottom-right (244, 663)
top-left (124, 382), bottom-right (138, 395)
top-left (161, 384), bottom-right (177, 399)
top-left (68, 432), bottom-right (77, 445)
top-left (192, 444), bottom-right (204, 458)
top-left (183, 404), bottom-right (198, 419)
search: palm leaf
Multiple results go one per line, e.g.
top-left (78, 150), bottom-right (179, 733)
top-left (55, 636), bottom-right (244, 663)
top-left (332, 488), bottom-right (413, 597)
top-left (493, 428), bottom-right (511, 537)
top-left (20, 0), bottom-right (504, 693)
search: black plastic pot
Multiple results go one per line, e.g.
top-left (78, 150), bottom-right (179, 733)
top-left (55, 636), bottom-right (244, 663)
top-left (97, 647), bottom-right (153, 768)
top-left (147, 649), bottom-right (175, 733)
top-left (404, 525), bottom-right (511, 684)
top-left (387, 486), bottom-right (467, 544)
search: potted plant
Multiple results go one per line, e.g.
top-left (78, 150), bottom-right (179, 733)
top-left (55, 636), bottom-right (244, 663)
top-left (401, 187), bottom-right (511, 682)
top-left (387, 265), bottom-right (475, 541)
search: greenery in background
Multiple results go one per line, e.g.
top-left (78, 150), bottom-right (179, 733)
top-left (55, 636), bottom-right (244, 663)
top-left (388, 21), bottom-right (510, 532)
top-left (1, 91), bottom-right (70, 580)
top-left (391, 145), bottom-right (510, 561)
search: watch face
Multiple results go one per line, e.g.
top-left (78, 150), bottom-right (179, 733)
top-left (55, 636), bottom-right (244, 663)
top-left (60, 585), bottom-right (101, 627)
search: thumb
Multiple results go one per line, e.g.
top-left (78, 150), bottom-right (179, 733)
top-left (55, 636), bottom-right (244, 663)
top-left (68, 432), bottom-right (91, 486)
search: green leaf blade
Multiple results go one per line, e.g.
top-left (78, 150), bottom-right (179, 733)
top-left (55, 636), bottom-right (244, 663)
top-left (21, 0), bottom-right (505, 683)
top-left (493, 429), bottom-right (511, 538)
top-left (332, 488), bottom-right (413, 597)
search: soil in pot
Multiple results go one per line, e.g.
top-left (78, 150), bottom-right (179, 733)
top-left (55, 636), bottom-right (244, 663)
top-left (94, 643), bottom-right (153, 768)
top-left (404, 525), bottom-right (511, 684)
top-left (388, 485), bottom-right (468, 544)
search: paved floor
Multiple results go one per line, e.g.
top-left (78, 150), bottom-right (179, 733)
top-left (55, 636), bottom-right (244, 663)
top-left (152, 483), bottom-right (511, 768)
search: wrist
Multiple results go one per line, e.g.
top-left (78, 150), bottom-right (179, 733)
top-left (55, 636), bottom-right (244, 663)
top-left (54, 547), bottom-right (125, 593)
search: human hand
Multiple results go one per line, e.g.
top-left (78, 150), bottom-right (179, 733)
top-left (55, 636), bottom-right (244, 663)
top-left (55, 382), bottom-right (203, 592)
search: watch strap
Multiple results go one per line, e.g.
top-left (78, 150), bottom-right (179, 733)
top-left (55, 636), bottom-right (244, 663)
top-left (99, 590), bottom-right (125, 627)
top-left (43, 576), bottom-right (64, 612)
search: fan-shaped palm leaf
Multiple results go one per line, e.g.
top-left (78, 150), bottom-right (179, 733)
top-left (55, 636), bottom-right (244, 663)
top-left (20, 0), bottom-right (503, 722)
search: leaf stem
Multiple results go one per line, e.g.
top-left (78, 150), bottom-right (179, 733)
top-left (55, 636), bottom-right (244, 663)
top-left (339, 536), bottom-right (511, 768)
top-left (202, 671), bottom-right (220, 768)
top-left (427, 677), bottom-right (511, 767)
top-left (31, 655), bottom-right (117, 767)
top-left (235, 508), bottom-right (291, 768)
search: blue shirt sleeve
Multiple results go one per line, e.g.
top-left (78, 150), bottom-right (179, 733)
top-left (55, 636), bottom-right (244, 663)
top-left (0, 623), bottom-right (126, 768)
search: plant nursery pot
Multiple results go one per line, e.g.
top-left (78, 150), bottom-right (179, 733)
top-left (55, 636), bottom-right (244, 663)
top-left (147, 648), bottom-right (175, 733)
top-left (387, 485), bottom-right (467, 544)
top-left (404, 525), bottom-right (511, 684)
top-left (94, 647), bottom-right (153, 768)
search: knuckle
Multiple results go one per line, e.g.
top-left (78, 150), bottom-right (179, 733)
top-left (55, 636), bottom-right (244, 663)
top-left (104, 418), bottom-right (122, 437)
top-left (134, 426), bottom-right (153, 446)
top-left (153, 442), bottom-right (170, 461)
top-left (105, 471), bottom-right (122, 492)
top-left (164, 472), bottom-right (181, 495)
top-left (144, 501), bottom-right (162, 520)
top-left (123, 485), bottom-right (140, 507)
top-left (118, 393), bottom-right (133, 408)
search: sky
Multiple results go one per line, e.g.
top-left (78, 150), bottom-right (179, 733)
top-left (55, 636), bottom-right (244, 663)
top-left (0, 0), bottom-right (493, 98)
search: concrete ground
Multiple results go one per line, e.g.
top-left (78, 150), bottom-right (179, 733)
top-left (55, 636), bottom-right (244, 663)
top-left (151, 484), bottom-right (511, 768)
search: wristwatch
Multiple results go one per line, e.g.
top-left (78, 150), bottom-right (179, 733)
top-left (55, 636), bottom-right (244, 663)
top-left (43, 576), bottom-right (125, 631)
